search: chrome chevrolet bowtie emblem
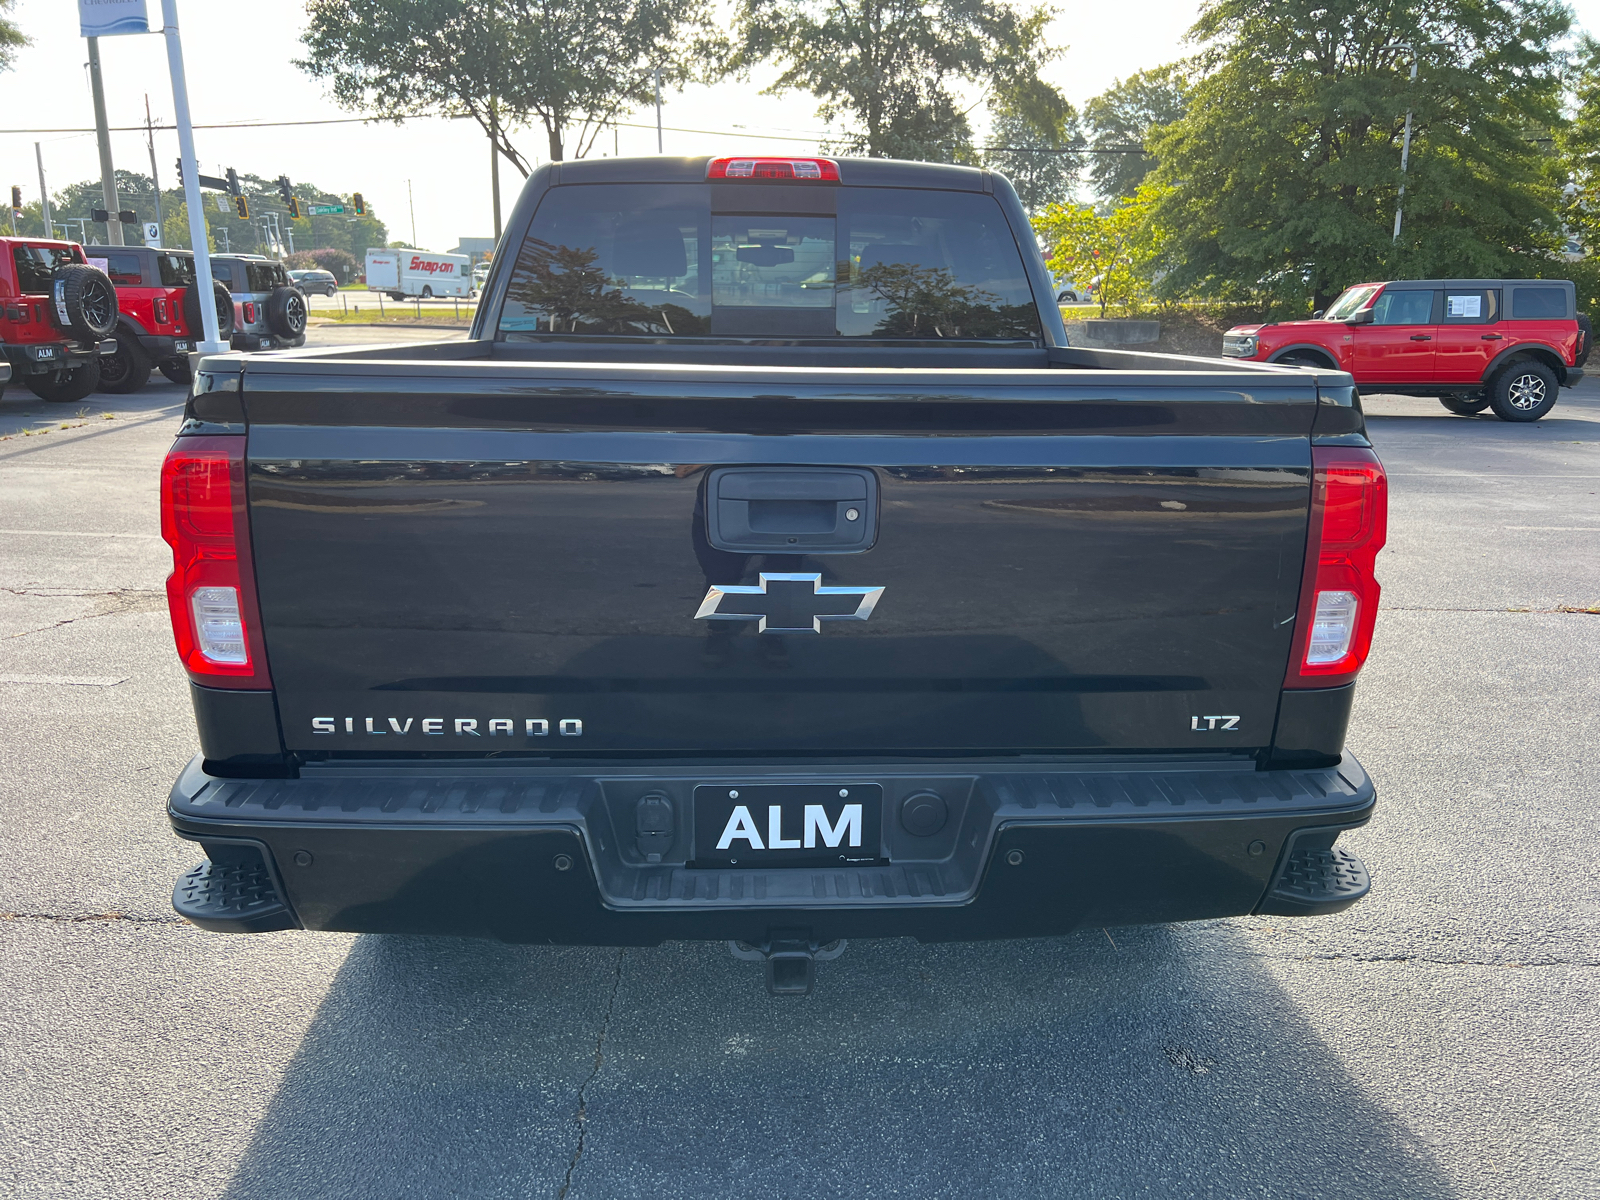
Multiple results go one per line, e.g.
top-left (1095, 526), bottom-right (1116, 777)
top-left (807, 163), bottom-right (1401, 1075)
top-left (694, 573), bottom-right (885, 634)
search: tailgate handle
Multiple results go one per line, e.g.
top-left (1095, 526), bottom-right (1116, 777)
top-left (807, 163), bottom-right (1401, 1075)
top-left (707, 467), bottom-right (878, 554)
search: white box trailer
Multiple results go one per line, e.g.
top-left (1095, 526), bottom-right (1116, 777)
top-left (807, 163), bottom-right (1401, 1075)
top-left (365, 249), bottom-right (473, 299)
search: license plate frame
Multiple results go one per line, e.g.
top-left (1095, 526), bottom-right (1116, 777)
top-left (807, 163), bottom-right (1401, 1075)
top-left (692, 783), bottom-right (884, 868)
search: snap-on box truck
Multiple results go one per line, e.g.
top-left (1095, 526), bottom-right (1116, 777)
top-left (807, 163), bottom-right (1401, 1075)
top-left (364, 248), bottom-right (473, 300)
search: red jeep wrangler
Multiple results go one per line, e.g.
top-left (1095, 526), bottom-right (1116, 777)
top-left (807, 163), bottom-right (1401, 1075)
top-left (87, 245), bottom-right (234, 392)
top-left (1222, 278), bottom-right (1589, 422)
top-left (0, 237), bottom-right (119, 403)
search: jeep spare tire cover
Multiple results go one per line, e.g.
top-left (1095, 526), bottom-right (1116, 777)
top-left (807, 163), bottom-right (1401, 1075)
top-left (1576, 314), bottom-right (1593, 368)
top-left (182, 278), bottom-right (236, 339)
top-left (49, 264), bottom-right (118, 342)
top-left (266, 286), bottom-right (308, 338)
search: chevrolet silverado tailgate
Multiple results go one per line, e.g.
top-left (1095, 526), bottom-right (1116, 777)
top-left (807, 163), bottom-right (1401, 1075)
top-left (241, 358), bottom-right (1317, 757)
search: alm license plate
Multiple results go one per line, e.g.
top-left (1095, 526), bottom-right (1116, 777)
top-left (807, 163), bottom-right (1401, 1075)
top-left (175, 340), bottom-right (191, 351)
top-left (693, 783), bottom-right (883, 868)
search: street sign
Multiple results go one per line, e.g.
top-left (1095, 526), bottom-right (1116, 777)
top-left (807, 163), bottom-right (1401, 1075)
top-left (308, 204), bottom-right (344, 215)
top-left (79, 0), bottom-right (149, 37)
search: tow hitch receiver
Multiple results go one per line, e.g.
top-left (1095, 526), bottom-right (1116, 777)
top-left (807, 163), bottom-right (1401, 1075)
top-left (728, 929), bottom-right (848, 996)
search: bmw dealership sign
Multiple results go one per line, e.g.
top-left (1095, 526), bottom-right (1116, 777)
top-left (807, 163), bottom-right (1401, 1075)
top-left (79, 0), bottom-right (149, 37)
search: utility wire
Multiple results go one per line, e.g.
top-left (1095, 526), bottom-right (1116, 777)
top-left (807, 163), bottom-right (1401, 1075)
top-left (0, 113), bottom-right (1149, 153)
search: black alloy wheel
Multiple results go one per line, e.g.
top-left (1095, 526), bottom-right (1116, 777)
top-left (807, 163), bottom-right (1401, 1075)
top-left (49, 265), bottom-right (119, 342)
top-left (1488, 361), bottom-right (1560, 422)
top-left (97, 329), bottom-right (153, 394)
top-left (266, 286), bottom-right (308, 339)
top-left (159, 357), bottom-right (193, 386)
top-left (25, 357), bottom-right (102, 403)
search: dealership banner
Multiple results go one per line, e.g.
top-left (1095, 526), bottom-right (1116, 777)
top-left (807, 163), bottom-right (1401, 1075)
top-left (79, 0), bottom-right (149, 37)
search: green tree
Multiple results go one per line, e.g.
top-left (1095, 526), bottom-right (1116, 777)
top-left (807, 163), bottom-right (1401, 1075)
top-left (734, 0), bottom-right (1071, 163)
top-left (1033, 185), bottom-right (1166, 315)
top-left (1149, 0), bottom-right (1570, 307)
top-left (984, 104), bottom-right (1081, 214)
top-left (0, 0), bottom-right (27, 73)
top-left (301, 0), bottom-right (716, 168)
top-left (1559, 38), bottom-right (1600, 252)
top-left (1082, 66), bottom-right (1188, 202)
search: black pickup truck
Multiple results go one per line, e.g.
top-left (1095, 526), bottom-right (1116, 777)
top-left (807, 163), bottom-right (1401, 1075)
top-left (163, 155), bottom-right (1385, 994)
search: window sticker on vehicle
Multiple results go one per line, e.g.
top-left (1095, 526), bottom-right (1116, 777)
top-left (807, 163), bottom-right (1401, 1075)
top-left (1448, 294), bottom-right (1482, 318)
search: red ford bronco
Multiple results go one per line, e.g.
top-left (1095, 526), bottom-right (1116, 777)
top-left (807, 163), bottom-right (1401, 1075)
top-left (87, 245), bottom-right (235, 392)
top-left (0, 237), bottom-right (119, 402)
top-left (1223, 278), bottom-right (1589, 422)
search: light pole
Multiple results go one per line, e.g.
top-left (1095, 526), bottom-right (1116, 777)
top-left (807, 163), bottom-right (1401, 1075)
top-left (1382, 41), bottom-right (1451, 244)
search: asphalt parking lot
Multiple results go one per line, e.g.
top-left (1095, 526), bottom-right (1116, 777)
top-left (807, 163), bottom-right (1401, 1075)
top-left (1, 330), bottom-right (1596, 1199)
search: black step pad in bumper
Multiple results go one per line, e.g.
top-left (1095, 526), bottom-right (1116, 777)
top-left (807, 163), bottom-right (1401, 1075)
top-left (1258, 845), bottom-right (1371, 917)
top-left (173, 849), bottom-right (297, 933)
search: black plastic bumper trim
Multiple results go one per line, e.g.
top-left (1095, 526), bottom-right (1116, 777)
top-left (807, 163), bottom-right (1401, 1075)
top-left (169, 754), bottom-right (1376, 942)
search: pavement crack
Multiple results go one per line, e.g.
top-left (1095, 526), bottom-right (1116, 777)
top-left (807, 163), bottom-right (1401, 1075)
top-left (1382, 604), bottom-right (1600, 614)
top-left (557, 949), bottom-right (626, 1200)
top-left (5, 588), bottom-right (167, 639)
top-left (1251, 948), bottom-right (1598, 968)
top-left (1, 910), bottom-right (186, 926)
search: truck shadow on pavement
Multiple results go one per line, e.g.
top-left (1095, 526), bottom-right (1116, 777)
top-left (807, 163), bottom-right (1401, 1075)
top-left (220, 927), bottom-right (1456, 1200)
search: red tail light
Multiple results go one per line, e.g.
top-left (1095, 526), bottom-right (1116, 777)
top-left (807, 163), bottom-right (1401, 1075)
top-left (707, 156), bottom-right (840, 182)
top-left (154, 297), bottom-right (169, 324)
top-left (242, 302), bottom-right (257, 325)
top-left (1285, 447), bottom-right (1387, 688)
top-left (160, 436), bottom-right (272, 689)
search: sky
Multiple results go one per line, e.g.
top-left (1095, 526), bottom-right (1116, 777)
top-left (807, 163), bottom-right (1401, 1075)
top-left (3, 0), bottom-right (1598, 253)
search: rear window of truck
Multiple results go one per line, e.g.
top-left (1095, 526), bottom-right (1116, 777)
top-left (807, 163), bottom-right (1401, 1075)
top-left (1510, 286), bottom-right (1566, 319)
top-left (12, 245), bottom-right (79, 293)
top-left (498, 184), bottom-right (1042, 342)
top-left (246, 262), bottom-right (287, 292)
top-left (157, 254), bottom-right (196, 287)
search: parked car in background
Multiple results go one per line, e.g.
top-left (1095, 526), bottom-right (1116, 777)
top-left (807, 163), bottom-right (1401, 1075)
top-left (87, 244), bottom-right (234, 391)
top-left (211, 256), bottom-right (307, 352)
top-left (365, 248), bottom-right (473, 300)
top-left (1, 238), bottom-right (118, 401)
top-left (471, 261), bottom-right (491, 290)
top-left (1223, 278), bottom-right (1589, 422)
top-left (289, 268), bottom-right (339, 297)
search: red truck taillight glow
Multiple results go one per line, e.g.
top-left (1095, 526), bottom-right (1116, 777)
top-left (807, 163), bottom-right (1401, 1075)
top-left (1285, 447), bottom-right (1388, 688)
top-left (706, 156), bottom-right (840, 181)
top-left (160, 436), bottom-right (272, 688)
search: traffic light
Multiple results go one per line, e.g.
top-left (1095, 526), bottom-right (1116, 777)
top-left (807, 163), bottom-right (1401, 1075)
top-left (226, 167), bottom-right (240, 196)
top-left (351, 192), bottom-right (365, 216)
top-left (10, 185), bottom-right (20, 212)
top-left (175, 157), bottom-right (184, 187)
top-left (287, 196), bottom-right (303, 219)
top-left (233, 194), bottom-right (250, 220)
top-left (276, 175), bottom-right (292, 204)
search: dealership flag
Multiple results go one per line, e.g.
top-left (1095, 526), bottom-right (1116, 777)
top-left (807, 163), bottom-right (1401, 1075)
top-left (79, 0), bottom-right (149, 37)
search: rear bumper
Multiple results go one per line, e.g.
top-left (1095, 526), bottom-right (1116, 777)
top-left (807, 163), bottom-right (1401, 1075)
top-left (3, 340), bottom-right (105, 373)
top-left (1564, 366), bottom-right (1584, 387)
top-left (134, 333), bottom-right (194, 361)
top-left (231, 330), bottom-right (305, 352)
top-left (168, 754), bottom-right (1376, 943)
